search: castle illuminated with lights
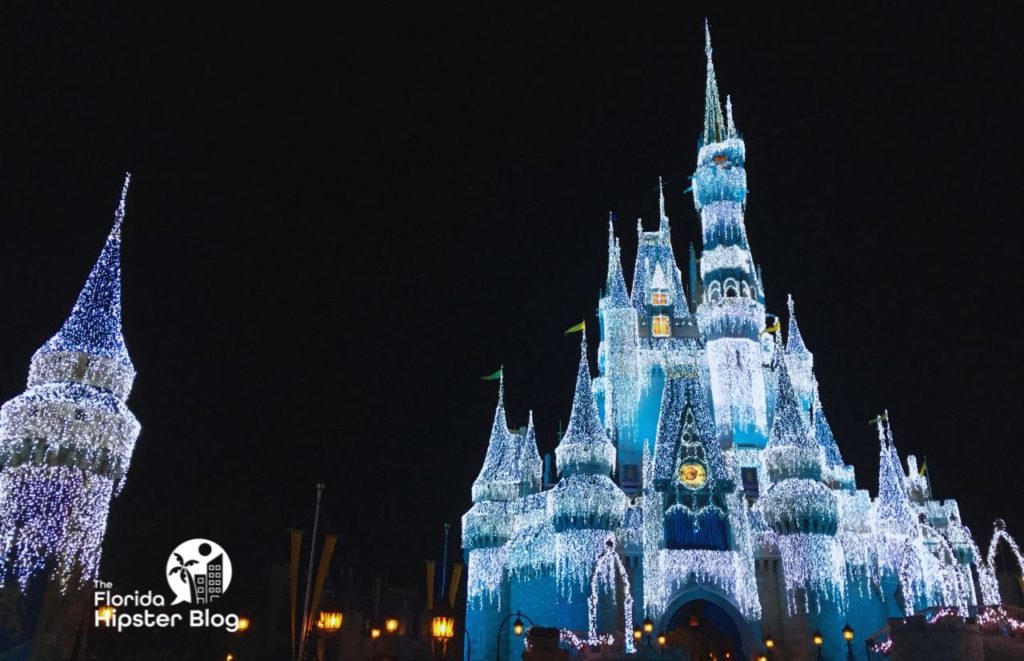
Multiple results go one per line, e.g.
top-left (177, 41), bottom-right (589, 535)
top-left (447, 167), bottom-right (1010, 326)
top-left (463, 25), bottom-right (1021, 661)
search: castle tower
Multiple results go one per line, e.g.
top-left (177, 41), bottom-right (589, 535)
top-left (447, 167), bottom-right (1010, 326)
top-left (550, 333), bottom-right (626, 629)
top-left (758, 358), bottom-right (845, 655)
top-left (693, 23), bottom-right (768, 448)
top-left (463, 375), bottom-right (517, 661)
top-left (596, 216), bottom-right (641, 490)
top-left (0, 174), bottom-right (141, 591)
top-left (624, 182), bottom-right (697, 490)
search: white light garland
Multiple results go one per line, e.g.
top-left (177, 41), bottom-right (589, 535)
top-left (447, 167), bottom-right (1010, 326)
top-left (586, 537), bottom-right (635, 652)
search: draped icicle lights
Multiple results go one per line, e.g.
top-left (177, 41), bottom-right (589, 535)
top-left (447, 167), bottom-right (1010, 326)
top-left (0, 174), bottom-right (141, 590)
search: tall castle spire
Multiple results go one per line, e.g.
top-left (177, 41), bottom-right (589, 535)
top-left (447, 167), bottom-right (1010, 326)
top-left (658, 176), bottom-right (669, 233)
top-left (703, 20), bottom-right (726, 146)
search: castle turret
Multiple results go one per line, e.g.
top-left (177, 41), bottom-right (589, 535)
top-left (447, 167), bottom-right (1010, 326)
top-left (693, 22), bottom-right (767, 448)
top-left (463, 376), bottom-right (515, 654)
top-left (758, 358), bottom-right (844, 611)
top-left (596, 217), bottom-right (641, 489)
top-left (0, 174), bottom-right (141, 588)
top-left (470, 373), bottom-right (537, 503)
top-left (551, 333), bottom-right (626, 599)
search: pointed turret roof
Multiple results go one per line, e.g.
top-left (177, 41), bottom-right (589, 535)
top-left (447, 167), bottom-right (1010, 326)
top-left (555, 332), bottom-right (615, 476)
top-left (876, 414), bottom-right (916, 534)
top-left (471, 371), bottom-right (519, 502)
top-left (703, 20), bottom-right (726, 146)
top-left (37, 174), bottom-right (132, 366)
top-left (767, 358), bottom-right (814, 449)
top-left (603, 214), bottom-right (630, 307)
top-left (812, 394), bottom-right (843, 467)
top-left (521, 411), bottom-right (543, 489)
top-left (785, 294), bottom-right (811, 357)
top-left (658, 176), bottom-right (670, 234)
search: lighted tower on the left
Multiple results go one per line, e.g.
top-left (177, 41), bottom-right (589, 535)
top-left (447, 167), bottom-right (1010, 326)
top-left (0, 174), bottom-right (141, 591)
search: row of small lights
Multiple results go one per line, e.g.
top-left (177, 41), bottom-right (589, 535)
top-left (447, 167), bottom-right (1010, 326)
top-left (624, 615), bottom-right (857, 660)
top-left (756, 623), bottom-right (855, 660)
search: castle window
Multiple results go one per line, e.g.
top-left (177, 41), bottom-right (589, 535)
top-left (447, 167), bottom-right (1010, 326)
top-left (652, 315), bottom-right (671, 337)
top-left (651, 290), bottom-right (669, 306)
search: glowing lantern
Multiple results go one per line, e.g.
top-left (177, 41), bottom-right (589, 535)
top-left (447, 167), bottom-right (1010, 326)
top-left (317, 611), bottom-right (342, 631)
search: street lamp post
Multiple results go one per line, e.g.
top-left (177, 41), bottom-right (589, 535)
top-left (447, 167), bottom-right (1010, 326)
top-left (495, 611), bottom-right (534, 661)
top-left (812, 630), bottom-right (824, 661)
top-left (842, 623), bottom-right (855, 661)
top-left (642, 617), bottom-right (654, 646)
top-left (432, 613), bottom-right (455, 660)
top-left (311, 611), bottom-right (342, 661)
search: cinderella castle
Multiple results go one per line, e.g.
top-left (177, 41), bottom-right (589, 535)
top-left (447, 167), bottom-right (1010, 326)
top-left (463, 25), bottom-right (1022, 661)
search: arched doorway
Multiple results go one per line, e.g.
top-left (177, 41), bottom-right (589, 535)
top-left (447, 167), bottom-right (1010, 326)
top-left (659, 590), bottom-right (753, 661)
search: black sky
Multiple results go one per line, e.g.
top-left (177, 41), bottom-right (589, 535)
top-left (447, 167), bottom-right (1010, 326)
top-left (0, 3), bottom-right (1020, 599)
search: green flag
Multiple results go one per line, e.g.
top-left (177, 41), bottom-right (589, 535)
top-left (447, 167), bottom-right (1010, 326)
top-left (481, 368), bottom-right (503, 381)
top-left (564, 321), bottom-right (586, 335)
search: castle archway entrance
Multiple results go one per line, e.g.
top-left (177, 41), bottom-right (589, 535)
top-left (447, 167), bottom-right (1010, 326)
top-left (659, 589), bottom-right (753, 661)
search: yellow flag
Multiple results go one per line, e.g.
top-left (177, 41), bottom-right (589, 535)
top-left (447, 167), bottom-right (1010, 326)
top-left (918, 458), bottom-right (928, 477)
top-left (565, 321), bottom-right (586, 335)
top-left (760, 320), bottom-right (781, 335)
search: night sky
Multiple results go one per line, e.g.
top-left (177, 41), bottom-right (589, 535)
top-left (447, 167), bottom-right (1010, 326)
top-left (0, 3), bottom-right (1020, 604)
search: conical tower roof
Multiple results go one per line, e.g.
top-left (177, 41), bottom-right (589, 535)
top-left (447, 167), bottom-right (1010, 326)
top-left (702, 20), bottom-right (726, 146)
top-left (767, 357), bottom-right (814, 450)
top-left (812, 394), bottom-right (843, 467)
top-left (785, 294), bottom-right (811, 358)
top-left (471, 371), bottom-right (519, 502)
top-left (555, 331), bottom-right (615, 476)
top-left (521, 411), bottom-right (543, 489)
top-left (37, 174), bottom-right (132, 367)
top-left (875, 415), bottom-right (916, 534)
top-left (603, 215), bottom-right (630, 307)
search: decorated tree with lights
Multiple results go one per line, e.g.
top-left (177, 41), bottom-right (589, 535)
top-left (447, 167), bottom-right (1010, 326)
top-left (0, 174), bottom-right (141, 591)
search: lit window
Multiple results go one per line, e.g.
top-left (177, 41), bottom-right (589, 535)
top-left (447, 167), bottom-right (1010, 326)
top-left (652, 315), bottom-right (671, 337)
top-left (651, 291), bottom-right (669, 306)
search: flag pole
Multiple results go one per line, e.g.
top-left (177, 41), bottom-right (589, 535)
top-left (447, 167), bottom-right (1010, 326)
top-left (924, 456), bottom-right (933, 499)
top-left (297, 483), bottom-right (325, 661)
